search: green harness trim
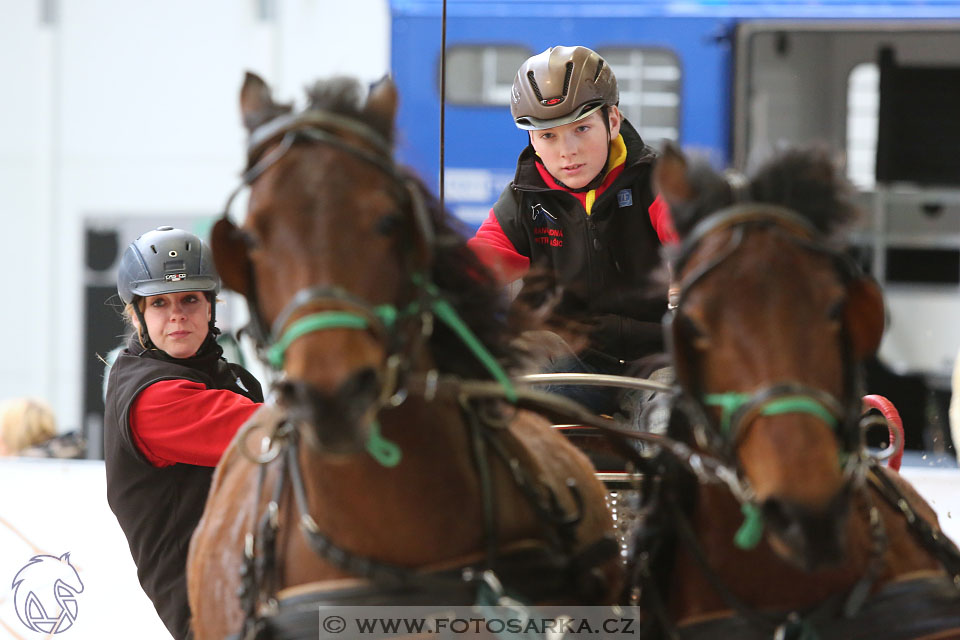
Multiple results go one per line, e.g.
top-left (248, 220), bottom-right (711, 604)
top-left (365, 420), bottom-right (402, 467)
top-left (266, 277), bottom-right (517, 466)
top-left (734, 503), bottom-right (765, 550)
top-left (266, 306), bottom-right (398, 369)
top-left (703, 392), bottom-right (839, 550)
top-left (704, 393), bottom-right (838, 436)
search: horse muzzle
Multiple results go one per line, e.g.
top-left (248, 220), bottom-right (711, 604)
top-left (276, 367), bottom-right (382, 455)
top-left (761, 483), bottom-right (853, 571)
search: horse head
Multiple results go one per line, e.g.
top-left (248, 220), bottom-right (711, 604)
top-left (211, 73), bottom-right (517, 457)
top-left (210, 73), bottom-right (431, 453)
top-left (656, 144), bottom-right (886, 569)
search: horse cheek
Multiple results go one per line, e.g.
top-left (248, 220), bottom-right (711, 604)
top-left (844, 277), bottom-right (885, 361)
top-left (211, 218), bottom-right (251, 296)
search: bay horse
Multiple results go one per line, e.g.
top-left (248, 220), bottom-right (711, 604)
top-left (628, 145), bottom-right (960, 639)
top-left (186, 73), bottom-right (620, 639)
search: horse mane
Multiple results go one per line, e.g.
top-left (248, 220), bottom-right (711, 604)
top-left (670, 146), bottom-right (860, 240)
top-left (304, 77), bottom-right (524, 378)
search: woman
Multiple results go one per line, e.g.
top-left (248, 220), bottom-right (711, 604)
top-left (103, 226), bottom-right (263, 640)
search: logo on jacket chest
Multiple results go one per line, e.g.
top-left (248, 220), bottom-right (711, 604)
top-left (531, 203), bottom-right (559, 224)
top-left (617, 189), bottom-right (633, 207)
top-left (530, 203), bottom-right (563, 247)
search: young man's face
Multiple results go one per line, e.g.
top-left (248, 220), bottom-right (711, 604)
top-left (528, 107), bottom-right (621, 190)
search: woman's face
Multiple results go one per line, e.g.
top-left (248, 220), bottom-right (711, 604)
top-left (140, 291), bottom-right (211, 358)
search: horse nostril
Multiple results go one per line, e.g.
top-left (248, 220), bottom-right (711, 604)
top-left (761, 497), bottom-right (792, 533)
top-left (275, 380), bottom-right (299, 404)
top-left (337, 367), bottom-right (381, 403)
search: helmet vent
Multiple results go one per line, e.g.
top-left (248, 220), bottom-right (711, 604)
top-left (593, 59), bottom-right (604, 83)
top-left (186, 241), bottom-right (192, 251)
top-left (526, 71), bottom-right (544, 102)
top-left (150, 245), bottom-right (158, 254)
top-left (562, 61), bottom-right (574, 96)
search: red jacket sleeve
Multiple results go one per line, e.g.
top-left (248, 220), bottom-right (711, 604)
top-left (648, 194), bottom-right (678, 245)
top-left (130, 379), bottom-right (261, 468)
top-left (467, 209), bottom-right (531, 285)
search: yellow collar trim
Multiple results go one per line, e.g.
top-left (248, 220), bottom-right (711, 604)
top-left (586, 134), bottom-right (626, 215)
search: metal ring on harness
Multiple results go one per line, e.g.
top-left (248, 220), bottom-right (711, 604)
top-left (236, 417), bottom-right (290, 465)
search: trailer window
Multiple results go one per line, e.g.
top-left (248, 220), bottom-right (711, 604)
top-left (597, 47), bottom-right (681, 148)
top-left (846, 62), bottom-right (879, 189)
top-left (444, 46), bottom-right (532, 105)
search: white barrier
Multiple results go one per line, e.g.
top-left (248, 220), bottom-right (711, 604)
top-left (0, 458), bottom-right (171, 639)
top-left (0, 457), bottom-right (957, 639)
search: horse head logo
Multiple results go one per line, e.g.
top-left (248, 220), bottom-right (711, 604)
top-left (12, 553), bottom-right (84, 634)
top-left (531, 203), bottom-right (558, 224)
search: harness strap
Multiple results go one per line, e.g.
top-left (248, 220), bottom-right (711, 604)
top-left (865, 460), bottom-right (960, 583)
top-left (266, 307), bottom-right (396, 369)
top-left (460, 401), bottom-right (499, 566)
top-left (704, 393), bottom-right (838, 438)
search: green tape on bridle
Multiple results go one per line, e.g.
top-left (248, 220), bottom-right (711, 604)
top-left (366, 420), bottom-right (402, 467)
top-left (266, 275), bottom-right (517, 467)
top-left (703, 392), bottom-right (839, 436)
top-left (266, 305), bottom-right (398, 369)
top-left (703, 392), bottom-right (840, 549)
top-left (734, 502), bottom-right (765, 550)
top-left (412, 274), bottom-right (518, 403)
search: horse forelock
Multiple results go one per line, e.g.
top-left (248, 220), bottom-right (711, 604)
top-left (673, 147), bottom-right (859, 241)
top-left (305, 76), bottom-right (394, 144)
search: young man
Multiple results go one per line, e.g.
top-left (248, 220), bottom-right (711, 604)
top-left (468, 45), bottom-right (675, 414)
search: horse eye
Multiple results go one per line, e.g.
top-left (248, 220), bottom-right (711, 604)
top-left (376, 212), bottom-right (404, 236)
top-left (233, 227), bottom-right (260, 249)
top-left (827, 299), bottom-right (846, 321)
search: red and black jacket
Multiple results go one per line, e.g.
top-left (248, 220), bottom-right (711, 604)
top-left (103, 335), bottom-right (262, 640)
top-left (468, 119), bottom-right (675, 361)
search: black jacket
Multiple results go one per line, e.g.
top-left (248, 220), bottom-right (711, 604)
top-left (103, 335), bottom-right (262, 640)
top-left (492, 120), bottom-right (669, 361)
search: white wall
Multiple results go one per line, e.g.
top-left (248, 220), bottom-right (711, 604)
top-left (0, 0), bottom-right (390, 433)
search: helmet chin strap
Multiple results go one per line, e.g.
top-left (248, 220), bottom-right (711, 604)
top-left (131, 300), bottom-right (157, 351)
top-left (207, 292), bottom-right (221, 336)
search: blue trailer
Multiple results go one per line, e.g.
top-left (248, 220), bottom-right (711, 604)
top-left (389, 0), bottom-right (960, 436)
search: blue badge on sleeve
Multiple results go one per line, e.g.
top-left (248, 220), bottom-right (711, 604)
top-left (617, 189), bottom-right (633, 208)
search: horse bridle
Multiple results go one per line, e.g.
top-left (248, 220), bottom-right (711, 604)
top-left (642, 203), bottom-right (960, 640)
top-left (665, 204), bottom-right (866, 465)
top-left (218, 108), bottom-right (443, 408)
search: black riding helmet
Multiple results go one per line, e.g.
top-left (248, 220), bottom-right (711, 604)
top-left (117, 226), bottom-right (221, 348)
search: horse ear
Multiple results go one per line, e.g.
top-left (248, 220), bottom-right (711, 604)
top-left (844, 276), bottom-right (886, 360)
top-left (211, 218), bottom-right (252, 297)
top-left (654, 142), bottom-right (694, 207)
top-left (240, 71), bottom-right (292, 132)
top-left (364, 76), bottom-right (398, 128)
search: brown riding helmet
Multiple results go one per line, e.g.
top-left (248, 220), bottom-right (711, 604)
top-left (510, 46), bottom-right (619, 131)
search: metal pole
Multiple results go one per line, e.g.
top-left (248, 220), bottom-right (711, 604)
top-left (439, 0), bottom-right (447, 209)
